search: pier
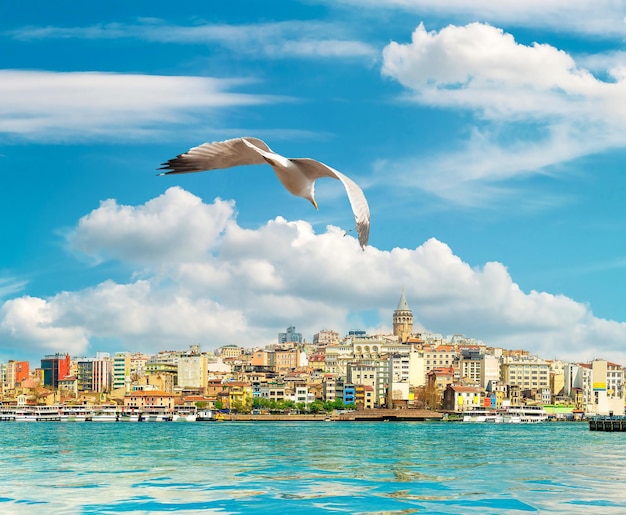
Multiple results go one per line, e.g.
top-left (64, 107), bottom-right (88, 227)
top-left (589, 416), bottom-right (626, 432)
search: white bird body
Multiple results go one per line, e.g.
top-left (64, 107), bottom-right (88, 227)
top-left (159, 137), bottom-right (370, 249)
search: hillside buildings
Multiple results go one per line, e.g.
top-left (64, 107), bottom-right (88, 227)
top-left (0, 290), bottom-right (623, 417)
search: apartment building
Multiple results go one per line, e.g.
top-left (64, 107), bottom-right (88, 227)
top-left (177, 354), bottom-right (208, 390)
top-left (5, 360), bottom-right (29, 389)
top-left (112, 352), bottom-right (131, 391)
top-left (423, 345), bottom-right (459, 378)
top-left (76, 356), bottom-right (112, 393)
top-left (500, 357), bottom-right (550, 391)
top-left (459, 348), bottom-right (500, 388)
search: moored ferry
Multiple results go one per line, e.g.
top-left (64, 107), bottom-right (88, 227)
top-left (15, 406), bottom-right (62, 422)
top-left (142, 410), bottom-right (173, 422)
top-left (172, 407), bottom-right (197, 422)
top-left (60, 406), bottom-right (93, 422)
top-left (118, 410), bottom-right (140, 422)
top-left (462, 409), bottom-right (503, 423)
top-left (462, 406), bottom-right (547, 424)
top-left (91, 405), bottom-right (119, 422)
top-left (506, 405), bottom-right (548, 423)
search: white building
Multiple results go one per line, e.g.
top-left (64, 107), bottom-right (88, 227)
top-left (389, 354), bottom-right (410, 383)
top-left (459, 348), bottom-right (499, 387)
top-left (500, 356), bottom-right (550, 392)
top-left (177, 355), bottom-right (208, 389)
top-left (590, 360), bottom-right (624, 415)
top-left (564, 360), bottom-right (624, 415)
top-left (408, 350), bottom-right (426, 387)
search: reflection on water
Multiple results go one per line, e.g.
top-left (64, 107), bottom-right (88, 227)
top-left (0, 422), bottom-right (625, 514)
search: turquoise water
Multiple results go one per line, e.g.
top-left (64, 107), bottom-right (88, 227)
top-left (1, 421), bottom-right (625, 514)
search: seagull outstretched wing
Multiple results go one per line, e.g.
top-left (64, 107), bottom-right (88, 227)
top-left (158, 137), bottom-right (272, 174)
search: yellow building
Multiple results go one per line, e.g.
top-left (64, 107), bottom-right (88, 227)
top-left (355, 384), bottom-right (375, 410)
top-left (223, 382), bottom-right (253, 412)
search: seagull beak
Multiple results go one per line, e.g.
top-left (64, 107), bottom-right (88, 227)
top-left (310, 198), bottom-right (318, 210)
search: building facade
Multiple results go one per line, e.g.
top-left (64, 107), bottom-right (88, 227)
top-left (77, 356), bottom-right (113, 393)
top-left (41, 353), bottom-right (71, 389)
top-left (113, 352), bottom-right (131, 391)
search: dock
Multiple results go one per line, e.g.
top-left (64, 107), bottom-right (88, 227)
top-left (589, 416), bottom-right (626, 432)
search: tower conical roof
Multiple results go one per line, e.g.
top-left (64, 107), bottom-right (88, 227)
top-left (396, 287), bottom-right (410, 311)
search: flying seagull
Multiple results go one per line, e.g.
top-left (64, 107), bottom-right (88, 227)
top-left (158, 137), bottom-right (370, 249)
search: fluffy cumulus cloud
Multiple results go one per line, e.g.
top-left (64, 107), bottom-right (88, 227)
top-left (0, 296), bottom-right (89, 355)
top-left (1, 189), bottom-right (626, 363)
top-left (380, 22), bottom-right (626, 205)
top-left (382, 22), bottom-right (619, 120)
top-left (0, 70), bottom-right (273, 141)
top-left (69, 187), bottom-right (236, 264)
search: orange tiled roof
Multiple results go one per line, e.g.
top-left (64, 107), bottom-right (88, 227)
top-left (450, 385), bottom-right (481, 393)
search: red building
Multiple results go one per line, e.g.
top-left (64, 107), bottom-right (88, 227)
top-left (41, 353), bottom-right (71, 388)
top-left (6, 360), bottom-right (30, 388)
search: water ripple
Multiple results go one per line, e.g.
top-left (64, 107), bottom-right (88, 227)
top-left (0, 422), bottom-right (624, 513)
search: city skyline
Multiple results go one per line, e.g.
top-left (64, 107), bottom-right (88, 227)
top-left (2, 1), bottom-right (626, 365)
top-left (4, 322), bottom-right (624, 372)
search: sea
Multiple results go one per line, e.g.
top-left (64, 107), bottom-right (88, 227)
top-left (1, 421), bottom-right (625, 514)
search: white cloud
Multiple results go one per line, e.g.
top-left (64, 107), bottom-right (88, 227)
top-left (382, 23), bottom-right (620, 120)
top-left (6, 20), bottom-right (376, 60)
top-left (2, 189), bottom-right (626, 363)
top-left (379, 22), bottom-right (626, 205)
top-left (0, 296), bottom-right (89, 355)
top-left (0, 70), bottom-right (274, 141)
top-left (68, 187), bottom-right (236, 264)
top-left (381, 125), bottom-right (587, 207)
top-left (0, 276), bottom-right (27, 299)
top-left (324, 0), bottom-right (626, 38)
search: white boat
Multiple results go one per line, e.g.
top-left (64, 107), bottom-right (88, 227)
top-left (15, 406), bottom-right (62, 422)
top-left (196, 409), bottom-right (224, 421)
top-left (506, 406), bottom-right (548, 423)
top-left (142, 411), bottom-right (172, 422)
top-left (91, 405), bottom-right (119, 422)
top-left (60, 406), bottom-right (93, 422)
top-left (118, 411), bottom-right (140, 422)
top-left (462, 409), bottom-right (503, 423)
top-left (172, 407), bottom-right (198, 422)
top-left (0, 406), bottom-right (17, 421)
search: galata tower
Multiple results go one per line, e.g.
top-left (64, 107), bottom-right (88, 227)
top-left (393, 287), bottom-right (413, 343)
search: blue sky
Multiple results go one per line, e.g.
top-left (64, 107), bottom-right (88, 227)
top-left (2, 0), bottom-right (626, 364)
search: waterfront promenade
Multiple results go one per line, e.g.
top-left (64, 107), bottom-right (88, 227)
top-left (226, 408), bottom-right (444, 422)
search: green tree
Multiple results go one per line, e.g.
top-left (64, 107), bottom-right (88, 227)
top-left (309, 400), bottom-right (324, 413)
top-left (323, 400), bottom-right (335, 412)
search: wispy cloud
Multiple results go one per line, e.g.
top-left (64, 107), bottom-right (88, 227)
top-left (0, 70), bottom-right (277, 142)
top-left (6, 19), bottom-right (377, 60)
top-left (378, 22), bottom-right (626, 205)
top-left (0, 276), bottom-right (27, 299)
top-left (321, 0), bottom-right (626, 38)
